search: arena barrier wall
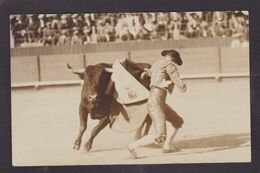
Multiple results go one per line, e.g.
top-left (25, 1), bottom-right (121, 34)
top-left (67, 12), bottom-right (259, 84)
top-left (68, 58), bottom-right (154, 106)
top-left (85, 51), bottom-right (128, 65)
top-left (220, 47), bottom-right (249, 73)
top-left (11, 47), bottom-right (249, 88)
top-left (11, 56), bottom-right (39, 83)
top-left (40, 54), bottom-right (84, 81)
top-left (131, 47), bottom-right (220, 75)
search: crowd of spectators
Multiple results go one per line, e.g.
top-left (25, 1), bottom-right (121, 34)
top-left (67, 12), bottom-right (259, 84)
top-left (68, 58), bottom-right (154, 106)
top-left (10, 11), bottom-right (249, 47)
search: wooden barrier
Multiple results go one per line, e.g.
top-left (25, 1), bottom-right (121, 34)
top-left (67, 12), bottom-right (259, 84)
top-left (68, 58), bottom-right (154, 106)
top-left (131, 49), bottom-right (164, 64)
top-left (10, 47), bottom-right (250, 86)
top-left (40, 54), bottom-right (84, 81)
top-left (131, 47), bottom-right (220, 75)
top-left (85, 51), bottom-right (128, 65)
top-left (178, 47), bottom-right (220, 74)
top-left (220, 47), bottom-right (249, 73)
top-left (11, 56), bottom-right (38, 83)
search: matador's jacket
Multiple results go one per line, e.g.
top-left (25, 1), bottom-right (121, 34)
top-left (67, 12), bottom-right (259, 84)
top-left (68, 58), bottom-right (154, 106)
top-left (147, 59), bottom-right (186, 93)
top-left (144, 58), bottom-right (185, 143)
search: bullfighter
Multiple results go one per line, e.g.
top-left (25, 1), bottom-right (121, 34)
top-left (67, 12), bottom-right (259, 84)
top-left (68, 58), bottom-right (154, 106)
top-left (127, 49), bottom-right (187, 158)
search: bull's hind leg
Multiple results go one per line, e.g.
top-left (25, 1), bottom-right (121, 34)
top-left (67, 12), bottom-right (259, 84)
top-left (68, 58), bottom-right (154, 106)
top-left (135, 115), bottom-right (152, 140)
top-left (143, 115), bottom-right (152, 136)
top-left (73, 104), bottom-right (88, 150)
top-left (84, 116), bottom-right (109, 151)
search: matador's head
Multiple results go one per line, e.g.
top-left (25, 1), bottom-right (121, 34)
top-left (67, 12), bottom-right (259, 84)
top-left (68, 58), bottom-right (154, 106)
top-left (161, 49), bottom-right (183, 66)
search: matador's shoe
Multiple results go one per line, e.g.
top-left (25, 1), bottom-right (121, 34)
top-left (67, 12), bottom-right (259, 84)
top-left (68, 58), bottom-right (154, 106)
top-left (127, 146), bottom-right (138, 159)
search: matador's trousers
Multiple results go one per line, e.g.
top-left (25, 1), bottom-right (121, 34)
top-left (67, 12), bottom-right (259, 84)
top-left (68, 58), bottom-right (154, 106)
top-left (147, 86), bottom-right (184, 143)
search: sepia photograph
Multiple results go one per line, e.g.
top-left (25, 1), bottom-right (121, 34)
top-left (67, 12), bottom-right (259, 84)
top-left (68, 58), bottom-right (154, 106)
top-left (10, 11), bottom-right (250, 166)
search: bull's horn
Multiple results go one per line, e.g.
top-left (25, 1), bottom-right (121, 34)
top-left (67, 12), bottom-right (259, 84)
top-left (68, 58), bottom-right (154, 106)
top-left (67, 63), bottom-right (85, 73)
top-left (67, 63), bottom-right (73, 70)
top-left (104, 68), bottom-right (113, 73)
top-left (76, 69), bottom-right (85, 73)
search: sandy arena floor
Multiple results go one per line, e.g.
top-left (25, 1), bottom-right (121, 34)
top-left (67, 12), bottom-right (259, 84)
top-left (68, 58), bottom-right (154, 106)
top-left (11, 78), bottom-right (251, 166)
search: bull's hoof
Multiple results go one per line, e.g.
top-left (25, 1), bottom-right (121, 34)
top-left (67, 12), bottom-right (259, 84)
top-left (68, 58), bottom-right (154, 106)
top-left (73, 139), bottom-right (81, 150)
top-left (84, 142), bottom-right (93, 152)
top-left (109, 115), bottom-right (116, 128)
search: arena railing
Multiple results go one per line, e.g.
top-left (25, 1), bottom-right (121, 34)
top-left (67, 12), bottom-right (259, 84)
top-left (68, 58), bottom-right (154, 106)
top-left (11, 73), bottom-right (249, 88)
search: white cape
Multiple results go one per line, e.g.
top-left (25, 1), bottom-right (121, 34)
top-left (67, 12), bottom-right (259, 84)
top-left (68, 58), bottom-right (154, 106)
top-left (110, 59), bottom-right (149, 132)
top-left (111, 59), bottom-right (149, 104)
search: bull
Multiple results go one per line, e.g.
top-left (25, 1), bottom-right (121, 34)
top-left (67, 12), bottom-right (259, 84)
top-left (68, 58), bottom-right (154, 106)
top-left (68, 59), bottom-right (152, 151)
top-left (68, 59), bottom-right (183, 152)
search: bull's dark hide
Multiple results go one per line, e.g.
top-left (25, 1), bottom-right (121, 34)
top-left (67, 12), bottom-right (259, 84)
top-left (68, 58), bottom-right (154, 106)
top-left (68, 59), bottom-right (152, 151)
top-left (73, 60), bottom-right (151, 119)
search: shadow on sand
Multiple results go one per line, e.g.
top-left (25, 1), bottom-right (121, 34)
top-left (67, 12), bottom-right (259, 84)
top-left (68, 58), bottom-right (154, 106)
top-left (85, 133), bottom-right (250, 155)
top-left (88, 147), bottom-right (123, 153)
top-left (146, 133), bottom-right (250, 154)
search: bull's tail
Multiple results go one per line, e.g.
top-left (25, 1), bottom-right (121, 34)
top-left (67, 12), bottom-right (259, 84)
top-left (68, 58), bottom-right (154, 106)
top-left (67, 63), bottom-right (85, 79)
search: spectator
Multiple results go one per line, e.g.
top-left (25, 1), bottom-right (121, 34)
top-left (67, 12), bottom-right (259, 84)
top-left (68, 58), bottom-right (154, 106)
top-left (168, 12), bottom-right (181, 39)
top-left (120, 27), bottom-right (134, 41)
top-left (115, 14), bottom-right (128, 40)
top-left (42, 22), bottom-right (55, 46)
top-left (96, 20), bottom-right (106, 42)
top-left (138, 25), bottom-right (152, 40)
top-left (57, 29), bottom-right (70, 45)
top-left (11, 15), bottom-right (27, 45)
top-left (186, 13), bottom-right (200, 38)
top-left (24, 15), bottom-right (38, 43)
top-left (60, 15), bottom-right (69, 30)
top-left (199, 21), bottom-right (213, 38)
top-left (212, 11), bottom-right (228, 37)
top-left (104, 22), bottom-right (116, 42)
top-left (155, 13), bottom-right (169, 40)
top-left (202, 11), bottom-right (213, 23)
top-left (37, 14), bottom-right (45, 43)
top-left (179, 12), bottom-right (188, 34)
top-left (240, 33), bottom-right (249, 47)
top-left (131, 13), bottom-right (142, 39)
top-left (82, 14), bottom-right (92, 28)
top-left (142, 14), bottom-right (156, 40)
top-left (138, 13), bottom-right (145, 26)
top-left (10, 11), bottom-right (249, 47)
top-left (82, 26), bottom-right (92, 44)
top-left (50, 15), bottom-right (60, 31)
top-left (70, 14), bottom-right (81, 32)
top-left (230, 32), bottom-right (249, 48)
top-left (70, 30), bottom-right (82, 45)
top-left (228, 13), bottom-right (239, 35)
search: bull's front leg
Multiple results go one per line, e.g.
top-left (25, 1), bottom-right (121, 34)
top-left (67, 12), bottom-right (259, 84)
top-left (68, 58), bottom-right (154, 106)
top-left (84, 116), bottom-right (109, 151)
top-left (73, 104), bottom-right (88, 150)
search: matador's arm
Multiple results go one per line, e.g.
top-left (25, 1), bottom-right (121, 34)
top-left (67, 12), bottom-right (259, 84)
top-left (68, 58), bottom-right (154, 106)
top-left (165, 63), bottom-right (186, 92)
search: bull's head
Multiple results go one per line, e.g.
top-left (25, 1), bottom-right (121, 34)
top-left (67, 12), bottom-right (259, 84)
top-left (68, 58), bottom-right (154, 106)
top-left (67, 63), bottom-right (113, 107)
top-left (82, 65), bottom-right (113, 104)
